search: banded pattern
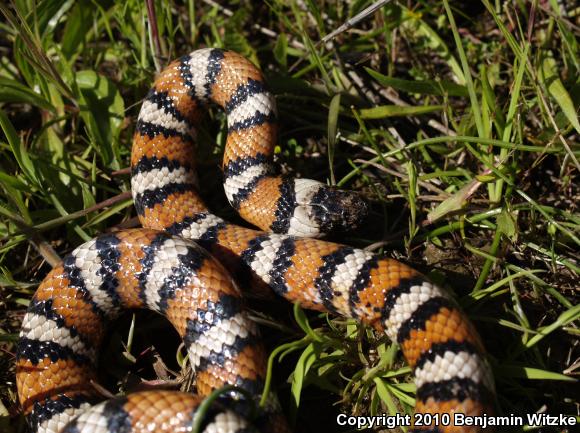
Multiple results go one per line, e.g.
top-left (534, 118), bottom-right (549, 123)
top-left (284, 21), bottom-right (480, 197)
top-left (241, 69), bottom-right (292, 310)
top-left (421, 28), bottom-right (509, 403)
top-left (17, 48), bottom-right (494, 433)
top-left (60, 391), bottom-right (254, 433)
top-left (16, 229), bottom-right (273, 433)
top-left (129, 48), bottom-right (494, 432)
top-left (131, 48), bottom-right (367, 239)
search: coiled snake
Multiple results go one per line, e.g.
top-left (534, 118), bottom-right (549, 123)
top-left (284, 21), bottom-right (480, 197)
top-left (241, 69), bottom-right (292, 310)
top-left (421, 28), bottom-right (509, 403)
top-left (16, 48), bottom-right (495, 433)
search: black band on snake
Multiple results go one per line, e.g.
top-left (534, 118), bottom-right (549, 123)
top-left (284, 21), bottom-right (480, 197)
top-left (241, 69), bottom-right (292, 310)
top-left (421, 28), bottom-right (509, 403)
top-left (16, 48), bottom-right (494, 433)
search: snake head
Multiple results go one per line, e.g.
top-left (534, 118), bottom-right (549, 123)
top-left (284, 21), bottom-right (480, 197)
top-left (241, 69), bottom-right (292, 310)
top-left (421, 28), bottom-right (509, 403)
top-left (280, 179), bottom-right (368, 238)
top-left (308, 184), bottom-right (369, 234)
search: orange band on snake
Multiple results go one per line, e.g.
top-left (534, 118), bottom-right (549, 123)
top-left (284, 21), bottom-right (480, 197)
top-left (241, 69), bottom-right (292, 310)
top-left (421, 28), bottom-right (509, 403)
top-left (16, 48), bottom-right (494, 433)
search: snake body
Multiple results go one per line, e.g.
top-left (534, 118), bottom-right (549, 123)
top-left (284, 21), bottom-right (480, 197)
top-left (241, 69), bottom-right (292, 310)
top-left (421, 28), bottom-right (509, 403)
top-left (16, 48), bottom-right (494, 433)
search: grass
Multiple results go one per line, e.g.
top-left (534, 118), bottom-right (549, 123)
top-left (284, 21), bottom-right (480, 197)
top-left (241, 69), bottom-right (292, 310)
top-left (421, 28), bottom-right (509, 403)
top-left (0, 0), bottom-right (578, 432)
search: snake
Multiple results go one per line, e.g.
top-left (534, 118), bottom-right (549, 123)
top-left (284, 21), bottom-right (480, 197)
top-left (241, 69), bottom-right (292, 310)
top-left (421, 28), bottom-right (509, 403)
top-left (16, 48), bottom-right (495, 433)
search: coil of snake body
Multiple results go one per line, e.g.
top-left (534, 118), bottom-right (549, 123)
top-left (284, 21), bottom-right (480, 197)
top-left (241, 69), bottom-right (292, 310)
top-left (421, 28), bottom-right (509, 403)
top-left (16, 48), bottom-right (495, 433)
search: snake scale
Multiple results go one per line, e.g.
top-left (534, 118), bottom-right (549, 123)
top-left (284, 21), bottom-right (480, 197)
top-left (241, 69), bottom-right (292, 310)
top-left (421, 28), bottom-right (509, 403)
top-left (16, 48), bottom-right (495, 433)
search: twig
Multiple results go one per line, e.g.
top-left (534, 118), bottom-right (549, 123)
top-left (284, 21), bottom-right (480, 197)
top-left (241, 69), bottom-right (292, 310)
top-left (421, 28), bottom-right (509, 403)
top-left (289, 0), bottom-right (393, 72)
top-left (146, 0), bottom-right (163, 71)
top-left (318, 0), bottom-right (393, 46)
top-left (0, 213), bottom-right (61, 267)
top-left (0, 192), bottom-right (133, 244)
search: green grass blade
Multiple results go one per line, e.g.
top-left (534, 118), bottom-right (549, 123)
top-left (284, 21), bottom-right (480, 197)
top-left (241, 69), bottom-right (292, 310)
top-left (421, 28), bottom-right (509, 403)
top-left (399, 6), bottom-right (464, 84)
top-left (540, 52), bottom-right (580, 134)
top-left (327, 93), bottom-right (341, 185)
top-left (365, 68), bottom-right (468, 97)
top-left (0, 77), bottom-right (55, 111)
top-left (290, 342), bottom-right (317, 410)
top-left (75, 70), bottom-right (124, 168)
top-left (524, 304), bottom-right (580, 351)
top-left (359, 104), bottom-right (443, 119)
top-left (442, 0), bottom-right (484, 137)
top-left (500, 365), bottom-right (577, 382)
top-left (0, 109), bottom-right (40, 187)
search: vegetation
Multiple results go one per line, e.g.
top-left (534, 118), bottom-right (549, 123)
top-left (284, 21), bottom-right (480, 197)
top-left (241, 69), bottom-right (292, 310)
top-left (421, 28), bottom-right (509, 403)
top-left (0, 0), bottom-right (578, 432)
